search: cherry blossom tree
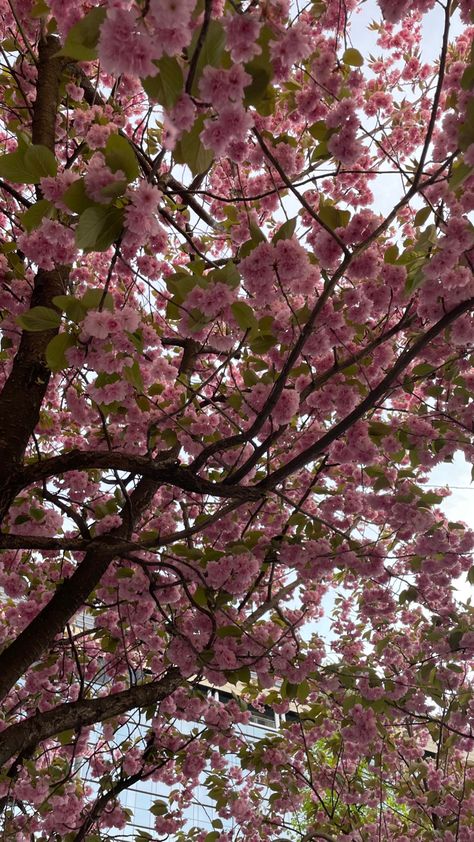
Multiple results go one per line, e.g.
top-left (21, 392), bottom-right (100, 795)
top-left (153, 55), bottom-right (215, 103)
top-left (0, 0), bottom-right (474, 838)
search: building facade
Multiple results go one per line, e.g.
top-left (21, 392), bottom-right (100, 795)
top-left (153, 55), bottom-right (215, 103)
top-left (117, 684), bottom-right (285, 838)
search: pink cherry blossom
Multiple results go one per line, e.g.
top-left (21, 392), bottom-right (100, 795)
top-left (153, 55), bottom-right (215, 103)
top-left (99, 8), bottom-right (160, 77)
top-left (1, 2), bottom-right (474, 840)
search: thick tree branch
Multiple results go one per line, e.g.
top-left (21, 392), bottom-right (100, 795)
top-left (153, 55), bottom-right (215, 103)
top-left (0, 463), bottom-right (176, 702)
top-left (16, 452), bottom-right (263, 501)
top-left (0, 539), bottom-right (117, 702)
top-left (31, 36), bottom-right (64, 150)
top-left (0, 179), bottom-right (31, 207)
top-left (0, 35), bottom-right (67, 517)
top-left (0, 535), bottom-right (90, 550)
top-left (0, 669), bottom-right (182, 769)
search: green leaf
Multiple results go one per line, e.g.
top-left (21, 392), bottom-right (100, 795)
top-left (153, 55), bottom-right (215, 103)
top-left (244, 67), bottom-right (272, 108)
top-left (52, 294), bottom-right (87, 322)
top-left (17, 306), bottom-right (61, 332)
top-left (0, 144), bottom-right (56, 183)
top-left (19, 199), bottom-right (53, 232)
top-left (45, 333), bottom-right (75, 371)
top-left (99, 179), bottom-right (127, 200)
top-left (117, 567), bottom-right (134, 578)
top-left (242, 368), bottom-right (259, 387)
top-left (449, 629), bottom-right (464, 651)
top-left (239, 221), bottom-right (268, 258)
top-left (273, 217), bottom-right (296, 242)
top-left (141, 529), bottom-right (160, 545)
top-left (150, 801), bottom-right (168, 817)
top-left (231, 301), bottom-right (257, 331)
top-left (413, 206), bottom-right (431, 227)
top-left (0, 151), bottom-right (29, 183)
top-left (461, 64), bottom-right (474, 91)
top-left (207, 261), bottom-right (240, 289)
top-left (318, 200), bottom-right (350, 230)
top-left (449, 160), bottom-right (473, 190)
top-left (165, 271), bottom-right (199, 302)
top-left (254, 84), bottom-right (276, 117)
top-left (199, 648), bottom-right (215, 664)
top-left (81, 288), bottom-right (114, 312)
top-left (57, 729), bottom-right (74, 745)
top-left (75, 206), bottom-right (123, 252)
top-left (189, 20), bottom-right (226, 95)
top-left (458, 98), bottom-right (474, 150)
top-left (384, 244), bottom-right (399, 263)
top-left (30, 507), bottom-right (45, 521)
top-left (308, 121), bottom-right (329, 140)
top-left (123, 361), bottom-right (144, 392)
top-left (100, 634), bottom-right (118, 653)
top-left (412, 363), bottom-right (434, 376)
top-left (104, 134), bottom-right (139, 182)
top-left (193, 585), bottom-right (209, 608)
top-left (57, 7), bottom-right (106, 61)
top-left (311, 140), bottom-right (330, 162)
top-left (225, 666), bottom-right (251, 685)
top-left (399, 586), bottom-right (418, 604)
top-left (282, 680), bottom-right (298, 700)
top-left (166, 299), bottom-right (181, 321)
top-left (173, 115), bottom-right (214, 175)
top-left (31, 0), bottom-right (50, 17)
top-left (249, 334), bottom-right (276, 354)
top-left (24, 144), bottom-right (57, 178)
top-left (373, 476), bottom-right (391, 490)
top-left (142, 55), bottom-right (184, 109)
top-left (244, 24), bottom-right (274, 110)
top-left (173, 116), bottom-right (213, 177)
top-left (417, 490), bottom-right (443, 506)
top-left (62, 179), bottom-right (96, 213)
top-left (343, 48), bottom-right (364, 66)
top-left (216, 625), bottom-right (242, 638)
top-left (297, 679), bottom-right (309, 703)
top-left (405, 267), bottom-right (425, 295)
top-left (187, 308), bottom-right (211, 334)
top-left (249, 219), bottom-right (267, 244)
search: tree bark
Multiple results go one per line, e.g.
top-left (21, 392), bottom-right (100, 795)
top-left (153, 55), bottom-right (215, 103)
top-left (0, 668), bottom-right (182, 769)
top-left (0, 36), bottom-right (67, 517)
top-left (0, 472), bottom-right (161, 702)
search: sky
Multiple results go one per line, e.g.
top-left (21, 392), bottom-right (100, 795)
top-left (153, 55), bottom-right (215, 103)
top-left (430, 456), bottom-right (474, 603)
top-left (430, 455), bottom-right (474, 531)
